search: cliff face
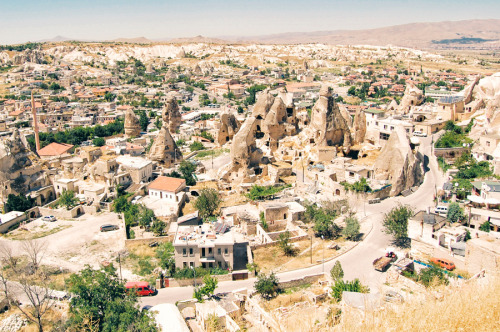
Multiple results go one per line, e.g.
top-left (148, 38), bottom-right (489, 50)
top-left (217, 111), bottom-right (240, 146)
top-left (373, 126), bottom-right (423, 196)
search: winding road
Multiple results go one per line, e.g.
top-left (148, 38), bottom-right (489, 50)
top-left (141, 134), bottom-right (445, 306)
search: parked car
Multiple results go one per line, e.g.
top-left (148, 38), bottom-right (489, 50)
top-left (100, 224), bottom-right (119, 232)
top-left (131, 196), bottom-right (142, 204)
top-left (412, 131), bottom-right (427, 137)
top-left (125, 281), bottom-right (156, 297)
top-left (430, 257), bottom-right (456, 271)
top-left (42, 216), bottom-right (56, 222)
top-left (434, 205), bottom-right (448, 216)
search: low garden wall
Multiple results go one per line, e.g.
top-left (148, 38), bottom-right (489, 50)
top-left (124, 234), bottom-right (174, 248)
top-left (278, 273), bottom-right (323, 289)
top-left (167, 272), bottom-right (233, 287)
top-left (39, 204), bottom-right (84, 219)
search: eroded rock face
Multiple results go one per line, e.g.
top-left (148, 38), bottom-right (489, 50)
top-left (124, 109), bottom-right (141, 137)
top-left (309, 86), bottom-right (352, 153)
top-left (398, 82), bottom-right (424, 113)
top-left (163, 96), bottom-right (182, 134)
top-left (12, 49), bottom-right (44, 65)
top-left (0, 130), bottom-right (49, 201)
top-left (148, 125), bottom-right (182, 166)
top-left (217, 111), bottom-right (240, 146)
top-left (352, 109), bottom-right (367, 145)
top-left (373, 126), bottom-right (423, 196)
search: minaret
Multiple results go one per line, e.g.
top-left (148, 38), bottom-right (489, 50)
top-left (31, 90), bottom-right (41, 152)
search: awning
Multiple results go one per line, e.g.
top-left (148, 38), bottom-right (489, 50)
top-left (490, 217), bottom-right (500, 227)
top-left (485, 198), bottom-right (500, 205)
top-left (467, 195), bottom-right (485, 204)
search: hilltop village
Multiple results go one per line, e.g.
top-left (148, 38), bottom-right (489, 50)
top-left (0, 42), bottom-right (499, 331)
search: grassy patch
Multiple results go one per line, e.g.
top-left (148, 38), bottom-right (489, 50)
top-left (4, 225), bottom-right (72, 240)
top-left (194, 148), bottom-right (230, 160)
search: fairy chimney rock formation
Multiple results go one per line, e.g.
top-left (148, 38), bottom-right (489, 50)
top-left (352, 109), bottom-right (367, 145)
top-left (148, 125), bottom-right (182, 166)
top-left (124, 109), bottom-right (141, 137)
top-left (217, 111), bottom-right (240, 146)
top-left (398, 82), bottom-right (424, 113)
top-left (373, 126), bottom-right (423, 196)
top-left (309, 85), bottom-right (352, 153)
top-left (163, 96), bottom-right (182, 134)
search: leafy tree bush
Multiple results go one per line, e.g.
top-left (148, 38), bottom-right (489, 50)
top-left (193, 275), bottom-right (219, 302)
top-left (59, 190), bottom-right (78, 210)
top-left (330, 261), bottom-right (344, 282)
top-left (342, 216), bottom-right (360, 240)
top-left (67, 265), bottom-right (157, 331)
top-left (4, 193), bottom-right (35, 212)
top-left (200, 131), bottom-right (214, 142)
top-left (155, 242), bottom-right (175, 276)
top-left (194, 188), bottom-right (221, 220)
top-left (138, 205), bottom-right (156, 229)
top-left (139, 110), bottom-right (149, 131)
top-left (93, 137), bottom-right (105, 146)
top-left (383, 204), bottom-right (413, 241)
top-left (150, 219), bottom-right (166, 236)
top-left (331, 279), bottom-right (369, 301)
top-left (479, 221), bottom-right (490, 232)
top-left (254, 273), bottom-right (280, 300)
top-left (341, 177), bottom-right (371, 192)
top-left (245, 184), bottom-right (290, 201)
top-left (179, 160), bottom-right (197, 186)
top-left (417, 266), bottom-right (449, 287)
top-left (447, 202), bottom-right (465, 223)
top-left (278, 231), bottom-right (295, 256)
top-left (190, 141), bottom-right (205, 152)
top-left (259, 212), bottom-right (268, 231)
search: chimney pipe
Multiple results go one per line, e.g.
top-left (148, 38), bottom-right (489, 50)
top-left (31, 91), bottom-right (41, 152)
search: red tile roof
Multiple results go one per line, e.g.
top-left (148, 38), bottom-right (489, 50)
top-left (38, 142), bottom-right (74, 156)
top-left (148, 176), bottom-right (186, 193)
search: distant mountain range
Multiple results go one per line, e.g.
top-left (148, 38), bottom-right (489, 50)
top-left (35, 19), bottom-right (500, 49)
top-left (220, 19), bottom-right (500, 49)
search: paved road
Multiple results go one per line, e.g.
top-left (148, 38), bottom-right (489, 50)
top-left (141, 133), bottom-right (445, 306)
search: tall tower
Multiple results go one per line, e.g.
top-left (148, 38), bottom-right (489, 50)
top-left (31, 90), bottom-right (41, 152)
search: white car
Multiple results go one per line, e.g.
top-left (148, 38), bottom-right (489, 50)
top-left (435, 206), bottom-right (448, 216)
top-left (42, 216), bottom-right (56, 222)
top-left (412, 131), bottom-right (427, 137)
top-left (131, 196), bottom-right (143, 204)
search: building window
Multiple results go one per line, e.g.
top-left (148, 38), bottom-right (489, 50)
top-left (208, 248), bottom-right (212, 255)
top-left (349, 172), bottom-right (354, 177)
top-left (190, 262), bottom-right (194, 267)
top-left (224, 248), bottom-right (228, 256)
top-left (183, 262), bottom-right (187, 268)
top-left (183, 249), bottom-right (187, 257)
top-left (189, 248), bottom-right (194, 256)
top-left (486, 141), bottom-right (490, 147)
top-left (218, 248), bottom-right (221, 255)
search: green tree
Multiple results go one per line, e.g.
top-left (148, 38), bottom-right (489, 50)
top-left (254, 273), bottom-right (280, 300)
top-left (479, 221), bottom-right (490, 232)
top-left (179, 160), bottom-right (197, 186)
top-left (190, 141), bottom-right (205, 152)
top-left (194, 188), bottom-right (221, 220)
top-left (139, 110), bottom-right (149, 132)
top-left (67, 265), bottom-right (157, 331)
top-left (193, 275), bottom-right (218, 303)
top-left (447, 202), bottom-right (465, 223)
top-left (155, 242), bottom-right (175, 276)
top-left (330, 261), bottom-right (344, 282)
top-left (104, 92), bottom-right (116, 102)
top-left (383, 204), bottom-right (413, 242)
top-left (150, 219), bottom-right (166, 236)
top-left (93, 137), bottom-right (105, 146)
top-left (4, 193), bottom-right (35, 212)
top-left (331, 279), bottom-right (369, 301)
top-left (342, 216), bottom-right (360, 240)
top-left (112, 196), bottom-right (129, 213)
top-left (59, 190), bottom-right (78, 210)
top-left (138, 205), bottom-right (156, 229)
top-left (278, 231), bottom-right (295, 256)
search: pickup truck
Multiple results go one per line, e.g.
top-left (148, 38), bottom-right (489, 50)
top-left (373, 252), bottom-right (397, 272)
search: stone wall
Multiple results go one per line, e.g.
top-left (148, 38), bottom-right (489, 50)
top-left (124, 234), bottom-right (174, 248)
top-left (434, 147), bottom-right (470, 160)
top-left (167, 273), bottom-right (233, 287)
top-left (0, 212), bottom-right (27, 234)
top-left (278, 273), bottom-right (323, 289)
top-left (38, 204), bottom-right (84, 219)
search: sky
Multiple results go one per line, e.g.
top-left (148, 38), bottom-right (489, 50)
top-left (0, 0), bottom-right (499, 44)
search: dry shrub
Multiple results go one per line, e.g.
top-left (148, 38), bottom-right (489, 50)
top-left (337, 277), bottom-right (500, 331)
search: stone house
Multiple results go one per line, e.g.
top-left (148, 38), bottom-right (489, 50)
top-left (148, 176), bottom-right (186, 203)
top-left (116, 156), bottom-right (152, 184)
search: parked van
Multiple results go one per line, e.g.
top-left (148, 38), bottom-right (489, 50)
top-left (430, 257), bottom-right (456, 271)
top-left (125, 281), bottom-right (156, 297)
top-left (434, 206), bottom-right (448, 216)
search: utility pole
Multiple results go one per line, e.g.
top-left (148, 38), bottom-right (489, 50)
top-left (321, 235), bottom-right (325, 274)
top-left (118, 253), bottom-right (122, 282)
top-left (310, 235), bottom-right (313, 264)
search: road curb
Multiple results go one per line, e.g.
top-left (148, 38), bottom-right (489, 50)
top-left (273, 213), bottom-right (377, 275)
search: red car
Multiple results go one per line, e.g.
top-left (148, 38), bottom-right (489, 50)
top-left (125, 281), bottom-right (156, 296)
top-left (430, 257), bottom-right (456, 271)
